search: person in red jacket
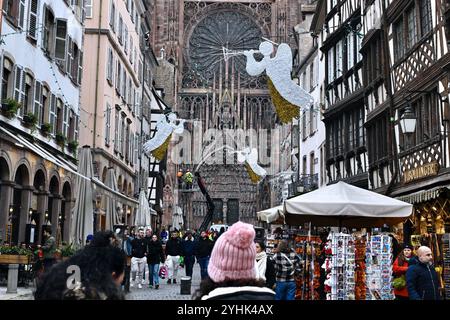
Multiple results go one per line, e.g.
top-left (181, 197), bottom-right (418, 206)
top-left (393, 243), bottom-right (415, 300)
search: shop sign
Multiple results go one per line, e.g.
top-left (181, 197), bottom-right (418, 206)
top-left (403, 162), bottom-right (440, 183)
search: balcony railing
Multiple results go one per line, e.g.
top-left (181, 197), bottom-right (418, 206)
top-left (288, 174), bottom-right (319, 197)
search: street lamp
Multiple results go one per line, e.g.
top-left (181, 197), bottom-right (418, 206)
top-left (399, 103), bottom-right (417, 134)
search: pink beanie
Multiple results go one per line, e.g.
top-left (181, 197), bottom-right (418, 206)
top-left (207, 221), bottom-right (257, 282)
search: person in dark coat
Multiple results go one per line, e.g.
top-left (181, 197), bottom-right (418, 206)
top-left (194, 231), bottom-right (214, 279)
top-left (193, 222), bottom-right (274, 300)
top-left (406, 246), bottom-right (441, 300)
top-left (181, 230), bottom-right (196, 278)
top-left (146, 234), bottom-right (165, 289)
top-left (165, 231), bottom-right (183, 284)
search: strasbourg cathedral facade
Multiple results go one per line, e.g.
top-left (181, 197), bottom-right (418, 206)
top-left (148, 0), bottom-right (307, 229)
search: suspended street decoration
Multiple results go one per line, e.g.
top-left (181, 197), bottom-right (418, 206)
top-left (143, 113), bottom-right (185, 161)
top-left (223, 39), bottom-right (314, 123)
top-left (237, 147), bottom-right (267, 183)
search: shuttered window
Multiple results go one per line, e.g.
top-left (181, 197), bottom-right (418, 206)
top-left (63, 105), bottom-right (70, 137)
top-left (28, 0), bottom-right (39, 40)
top-left (49, 94), bottom-right (57, 135)
top-left (18, 0), bottom-right (26, 29)
top-left (85, 0), bottom-right (93, 19)
top-left (105, 103), bottom-right (111, 146)
top-left (107, 47), bottom-right (114, 84)
top-left (110, 1), bottom-right (116, 32)
top-left (34, 81), bottom-right (43, 125)
top-left (14, 66), bottom-right (25, 117)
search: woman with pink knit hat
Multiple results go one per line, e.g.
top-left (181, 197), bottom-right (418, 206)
top-left (193, 221), bottom-right (275, 300)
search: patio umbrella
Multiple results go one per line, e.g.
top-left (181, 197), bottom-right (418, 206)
top-left (257, 205), bottom-right (285, 224)
top-left (104, 167), bottom-right (120, 230)
top-left (134, 190), bottom-right (151, 228)
top-left (284, 181), bottom-right (413, 228)
top-left (70, 146), bottom-right (94, 247)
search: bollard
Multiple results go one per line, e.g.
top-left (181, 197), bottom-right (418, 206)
top-left (180, 276), bottom-right (191, 295)
top-left (6, 264), bottom-right (19, 294)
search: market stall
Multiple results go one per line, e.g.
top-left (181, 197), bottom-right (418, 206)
top-left (284, 181), bottom-right (413, 300)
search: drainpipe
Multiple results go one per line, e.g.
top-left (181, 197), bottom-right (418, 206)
top-left (93, 0), bottom-right (103, 148)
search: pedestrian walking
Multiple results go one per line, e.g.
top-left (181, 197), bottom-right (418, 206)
top-left (272, 240), bottom-right (301, 300)
top-left (406, 246), bottom-right (441, 300)
top-left (392, 243), bottom-right (415, 300)
top-left (146, 234), bottom-right (165, 289)
top-left (40, 227), bottom-right (56, 272)
top-left (193, 221), bottom-right (275, 300)
top-left (181, 230), bottom-right (196, 278)
top-left (195, 230), bottom-right (214, 280)
top-left (255, 241), bottom-right (276, 289)
top-left (121, 228), bottom-right (133, 293)
top-left (130, 228), bottom-right (147, 289)
top-left (34, 231), bottom-right (126, 300)
top-left (165, 231), bottom-right (183, 284)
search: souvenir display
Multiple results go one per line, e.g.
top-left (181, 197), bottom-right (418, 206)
top-left (327, 232), bottom-right (356, 300)
top-left (365, 234), bottom-right (394, 300)
top-left (354, 235), bottom-right (366, 300)
top-left (443, 233), bottom-right (450, 299)
top-left (294, 235), bottom-right (322, 300)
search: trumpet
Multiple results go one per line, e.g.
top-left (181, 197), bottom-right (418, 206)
top-left (222, 37), bottom-right (278, 61)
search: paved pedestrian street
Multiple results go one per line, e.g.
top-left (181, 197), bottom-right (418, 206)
top-left (126, 264), bottom-right (202, 300)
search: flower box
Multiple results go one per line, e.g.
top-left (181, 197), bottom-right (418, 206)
top-left (0, 254), bottom-right (29, 264)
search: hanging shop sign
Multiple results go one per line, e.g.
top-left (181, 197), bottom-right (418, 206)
top-left (403, 162), bottom-right (439, 184)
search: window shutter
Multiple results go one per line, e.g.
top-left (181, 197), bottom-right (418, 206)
top-left (34, 81), bottom-right (43, 125)
top-left (107, 48), bottom-right (113, 82)
top-left (105, 103), bottom-right (111, 145)
top-left (63, 105), bottom-right (69, 137)
top-left (55, 20), bottom-right (68, 61)
top-left (50, 94), bottom-right (57, 135)
top-left (14, 66), bottom-right (23, 103)
top-left (78, 49), bottom-right (83, 85)
top-left (85, 0), bottom-right (93, 18)
top-left (28, 0), bottom-right (39, 40)
top-left (66, 38), bottom-right (73, 76)
top-left (114, 109), bottom-right (119, 152)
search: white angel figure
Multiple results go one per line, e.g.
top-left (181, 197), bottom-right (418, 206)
top-left (143, 113), bottom-right (185, 160)
top-left (244, 41), bottom-right (314, 123)
top-left (237, 147), bottom-right (267, 183)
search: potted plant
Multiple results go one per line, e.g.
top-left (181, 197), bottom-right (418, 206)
top-left (61, 243), bottom-right (77, 261)
top-left (23, 112), bottom-right (38, 131)
top-left (41, 122), bottom-right (52, 136)
top-left (68, 140), bottom-right (79, 155)
top-left (0, 245), bottom-right (32, 264)
top-left (1, 98), bottom-right (21, 118)
top-left (55, 132), bottom-right (66, 148)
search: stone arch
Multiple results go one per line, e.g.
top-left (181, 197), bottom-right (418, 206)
top-left (123, 179), bottom-right (128, 194)
top-left (117, 175), bottom-right (123, 193)
top-left (0, 153), bottom-right (12, 181)
top-left (49, 175), bottom-right (60, 195)
top-left (127, 182), bottom-right (133, 197)
top-left (13, 159), bottom-right (32, 186)
top-left (33, 169), bottom-right (46, 192)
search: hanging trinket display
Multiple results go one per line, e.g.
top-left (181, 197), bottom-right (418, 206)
top-left (354, 235), bottom-right (367, 300)
top-left (365, 234), bottom-right (394, 300)
top-left (294, 235), bottom-right (322, 300)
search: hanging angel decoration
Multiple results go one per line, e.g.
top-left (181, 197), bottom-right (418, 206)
top-left (237, 147), bottom-right (267, 183)
top-left (243, 41), bottom-right (314, 123)
top-left (143, 113), bottom-right (185, 161)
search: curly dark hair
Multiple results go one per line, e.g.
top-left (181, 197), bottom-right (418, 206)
top-left (34, 234), bottom-right (126, 300)
top-left (192, 276), bottom-right (266, 300)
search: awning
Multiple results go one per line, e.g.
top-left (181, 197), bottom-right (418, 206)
top-left (93, 178), bottom-right (138, 208)
top-left (1, 126), bottom-right (138, 208)
top-left (395, 186), bottom-right (449, 204)
top-left (257, 205), bottom-right (285, 224)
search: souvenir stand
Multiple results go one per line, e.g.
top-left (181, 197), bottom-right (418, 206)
top-left (284, 181), bottom-right (413, 300)
top-left (443, 233), bottom-right (450, 299)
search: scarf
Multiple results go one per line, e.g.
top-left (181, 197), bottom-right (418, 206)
top-left (255, 251), bottom-right (267, 282)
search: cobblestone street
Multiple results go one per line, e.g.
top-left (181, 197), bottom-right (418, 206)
top-left (126, 264), bottom-right (202, 300)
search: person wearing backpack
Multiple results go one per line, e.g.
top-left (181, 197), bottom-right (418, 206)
top-left (272, 240), bottom-right (301, 300)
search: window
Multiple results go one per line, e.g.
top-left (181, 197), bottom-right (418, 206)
top-left (116, 61), bottom-right (121, 94)
top-left (310, 152), bottom-right (315, 175)
top-left (420, 0), bottom-right (432, 36)
top-left (309, 61), bottom-right (315, 90)
top-left (70, 0), bottom-right (83, 21)
top-left (302, 111), bottom-right (308, 140)
top-left (302, 156), bottom-right (307, 175)
top-left (66, 38), bottom-right (82, 84)
top-left (327, 49), bottom-right (334, 84)
top-left (125, 123), bottom-right (130, 161)
top-left (21, 73), bottom-right (34, 117)
top-left (309, 105), bottom-right (317, 135)
top-left (128, 79), bottom-right (132, 106)
top-left (124, 26), bottom-right (128, 54)
top-left (336, 40), bottom-right (343, 78)
top-left (122, 69), bottom-right (126, 98)
top-left (118, 15), bottom-right (123, 44)
top-left (56, 98), bottom-right (63, 133)
top-left (42, 7), bottom-right (55, 55)
top-left (130, 39), bottom-right (134, 64)
top-left (406, 6), bottom-right (417, 50)
top-left (105, 103), bottom-right (111, 146)
top-left (110, 1), bottom-right (116, 32)
top-left (107, 47), bottom-right (114, 84)
top-left (28, 0), bottom-right (39, 41)
top-left (62, 105), bottom-right (70, 137)
top-left (1, 57), bottom-right (14, 101)
top-left (302, 72), bottom-right (307, 92)
top-left (393, 19), bottom-right (404, 61)
top-left (347, 32), bottom-right (354, 69)
top-left (131, 0), bottom-right (135, 23)
top-left (41, 86), bottom-right (49, 126)
top-left (68, 109), bottom-right (75, 141)
top-left (85, 0), bottom-right (93, 19)
top-left (114, 107), bottom-right (119, 152)
top-left (120, 114), bottom-right (126, 155)
top-left (55, 20), bottom-right (68, 61)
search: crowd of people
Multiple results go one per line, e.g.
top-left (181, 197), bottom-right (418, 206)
top-left (30, 222), bottom-right (443, 300)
